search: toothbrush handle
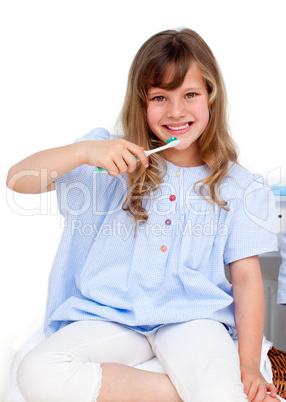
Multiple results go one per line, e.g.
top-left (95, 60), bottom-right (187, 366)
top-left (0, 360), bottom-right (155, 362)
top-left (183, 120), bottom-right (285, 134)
top-left (96, 167), bottom-right (108, 173)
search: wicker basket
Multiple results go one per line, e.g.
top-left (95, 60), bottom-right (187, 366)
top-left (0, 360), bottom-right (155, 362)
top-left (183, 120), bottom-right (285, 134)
top-left (268, 346), bottom-right (286, 399)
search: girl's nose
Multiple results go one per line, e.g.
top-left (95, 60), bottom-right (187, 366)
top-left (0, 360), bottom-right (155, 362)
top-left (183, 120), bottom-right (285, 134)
top-left (166, 99), bottom-right (187, 119)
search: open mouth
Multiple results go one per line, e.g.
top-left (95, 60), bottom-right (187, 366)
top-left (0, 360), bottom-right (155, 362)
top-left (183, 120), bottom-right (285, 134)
top-left (164, 122), bottom-right (193, 131)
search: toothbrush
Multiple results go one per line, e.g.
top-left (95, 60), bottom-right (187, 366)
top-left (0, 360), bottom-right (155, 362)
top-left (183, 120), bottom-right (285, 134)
top-left (96, 137), bottom-right (181, 173)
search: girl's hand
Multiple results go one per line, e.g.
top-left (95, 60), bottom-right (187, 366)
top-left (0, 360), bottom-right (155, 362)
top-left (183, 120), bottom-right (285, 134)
top-left (80, 139), bottom-right (149, 176)
top-left (241, 365), bottom-right (278, 401)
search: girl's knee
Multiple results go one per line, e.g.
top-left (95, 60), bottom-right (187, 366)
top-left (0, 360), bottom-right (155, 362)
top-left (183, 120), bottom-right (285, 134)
top-left (174, 360), bottom-right (247, 402)
top-left (17, 347), bottom-right (102, 402)
top-left (17, 350), bottom-right (44, 401)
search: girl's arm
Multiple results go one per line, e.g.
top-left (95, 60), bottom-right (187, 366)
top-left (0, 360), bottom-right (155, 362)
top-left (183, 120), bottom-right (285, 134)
top-left (229, 256), bottom-right (278, 401)
top-left (6, 139), bottom-right (148, 194)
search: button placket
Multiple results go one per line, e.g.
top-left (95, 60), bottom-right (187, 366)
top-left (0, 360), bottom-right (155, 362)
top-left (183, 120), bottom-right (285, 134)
top-left (159, 166), bottom-right (182, 253)
top-left (160, 179), bottom-right (176, 251)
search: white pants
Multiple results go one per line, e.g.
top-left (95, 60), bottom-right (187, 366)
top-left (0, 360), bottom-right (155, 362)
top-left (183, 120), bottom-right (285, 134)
top-left (17, 319), bottom-right (248, 402)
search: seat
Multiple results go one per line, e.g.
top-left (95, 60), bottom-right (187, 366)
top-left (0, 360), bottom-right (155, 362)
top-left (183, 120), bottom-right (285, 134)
top-left (268, 347), bottom-right (286, 399)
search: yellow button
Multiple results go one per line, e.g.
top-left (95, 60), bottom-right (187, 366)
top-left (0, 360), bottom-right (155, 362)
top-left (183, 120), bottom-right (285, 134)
top-left (160, 245), bottom-right (167, 252)
top-left (175, 170), bottom-right (181, 177)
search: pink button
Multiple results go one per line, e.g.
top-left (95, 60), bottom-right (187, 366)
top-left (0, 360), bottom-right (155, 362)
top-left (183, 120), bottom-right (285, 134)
top-left (160, 245), bottom-right (167, 252)
top-left (165, 219), bottom-right (172, 225)
top-left (169, 195), bottom-right (176, 201)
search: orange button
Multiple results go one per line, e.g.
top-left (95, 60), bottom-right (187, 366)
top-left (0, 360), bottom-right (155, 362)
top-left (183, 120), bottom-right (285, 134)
top-left (160, 245), bottom-right (167, 252)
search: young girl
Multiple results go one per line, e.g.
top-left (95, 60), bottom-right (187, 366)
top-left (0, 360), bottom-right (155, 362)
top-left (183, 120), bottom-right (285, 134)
top-left (7, 28), bottom-right (279, 402)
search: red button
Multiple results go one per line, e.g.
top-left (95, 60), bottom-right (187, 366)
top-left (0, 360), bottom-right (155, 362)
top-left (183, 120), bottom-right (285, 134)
top-left (169, 195), bottom-right (176, 201)
top-left (160, 245), bottom-right (167, 252)
top-left (165, 219), bottom-right (172, 225)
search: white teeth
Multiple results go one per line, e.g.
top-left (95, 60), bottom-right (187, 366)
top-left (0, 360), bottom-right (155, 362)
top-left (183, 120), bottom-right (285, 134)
top-left (167, 123), bottom-right (190, 131)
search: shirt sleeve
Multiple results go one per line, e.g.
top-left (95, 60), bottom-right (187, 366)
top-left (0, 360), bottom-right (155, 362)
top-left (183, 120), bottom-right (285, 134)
top-left (223, 176), bottom-right (278, 266)
top-left (277, 225), bottom-right (286, 305)
top-left (55, 127), bottom-right (111, 217)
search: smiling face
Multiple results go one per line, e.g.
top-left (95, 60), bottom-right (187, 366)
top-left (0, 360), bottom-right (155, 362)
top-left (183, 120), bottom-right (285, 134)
top-left (146, 62), bottom-right (209, 167)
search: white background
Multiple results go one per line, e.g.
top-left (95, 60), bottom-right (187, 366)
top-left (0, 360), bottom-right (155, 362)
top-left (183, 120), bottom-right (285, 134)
top-left (1, 0), bottom-right (285, 398)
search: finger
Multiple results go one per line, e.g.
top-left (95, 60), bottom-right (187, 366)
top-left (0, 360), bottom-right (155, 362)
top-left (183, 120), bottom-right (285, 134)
top-left (120, 148), bottom-right (148, 173)
top-left (105, 161), bottom-right (119, 176)
top-left (124, 142), bottom-right (149, 168)
top-left (242, 378), bottom-right (251, 397)
top-left (252, 384), bottom-right (267, 402)
top-left (108, 153), bottom-right (135, 176)
top-left (137, 149), bottom-right (149, 168)
top-left (121, 150), bottom-right (138, 173)
top-left (100, 155), bottom-right (120, 176)
top-left (111, 156), bottom-right (129, 175)
top-left (266, 383), bottom-right (277, 398)
top-left (110, 147), bottom-right (141, 174)
top-left (247, 382), bottom-right (259, 402)
top-left (108, 170), bottom-right (118, 177)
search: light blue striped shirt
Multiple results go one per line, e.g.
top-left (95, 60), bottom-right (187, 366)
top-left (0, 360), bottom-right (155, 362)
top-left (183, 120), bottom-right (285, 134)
top-left (44, 128), bottom-right (278, 338)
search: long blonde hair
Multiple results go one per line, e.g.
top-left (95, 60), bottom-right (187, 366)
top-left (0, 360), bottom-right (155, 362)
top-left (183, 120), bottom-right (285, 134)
top-left (119, 28), bottom-right (238, 225)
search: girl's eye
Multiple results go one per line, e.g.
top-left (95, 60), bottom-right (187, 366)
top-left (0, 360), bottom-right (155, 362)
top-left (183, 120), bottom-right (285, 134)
top-left (185, 93), bottom-right (196, 99)
top-left (153, 96), bottom-right (166, 102)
